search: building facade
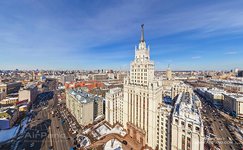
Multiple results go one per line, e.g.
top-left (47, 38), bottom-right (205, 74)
top-left (171, 82), bottom-right (192, 99)
top-left (0, 108), bottom-right (19, 130)
top-left (156, 103), bottom-right (172, 150)
top-left (171, 92), bottom-right (204, 150)
top-left (18, 84), bottom-right (38, 103)
top-left (223, 93), bottom-right (243, 118)
top-left (204, 88), bottom-right (224, 108)
top-left (122, 25), bottom-right (163, 149)
top-left (105, 87), bottom-right (123, 126)
top-left (60, 75), bottom-right (75, 85)
top-left (66, 89), bottom-right (103, 126)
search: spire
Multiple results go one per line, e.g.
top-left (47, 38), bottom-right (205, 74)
top-left (140, 24), bottom-right (145, 42)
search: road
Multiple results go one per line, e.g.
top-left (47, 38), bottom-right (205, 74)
top-left (198, 95), bottom-right (241, 150)
top-left (17, 95), bottom-right (72, 150)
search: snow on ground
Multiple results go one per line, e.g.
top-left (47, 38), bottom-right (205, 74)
top-left (104, 139), bottom-right (123, 150)
top-left (19, 117), bottom-right (30, 135)
top-left (109, 125), bottom-right (126, 136)
top-left (96, 124), bottom-right (111, 136)
top-left (0, 125), bottom-right (20, 143)
top-left (95, 124), bottom-right (126, 138)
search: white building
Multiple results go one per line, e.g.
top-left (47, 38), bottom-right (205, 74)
top-left (171, 92), bottom-right (204, 150)
top-left (122, 25), bottom-right (163, 149)
top-left (60, 74), bottom-right (75, 85)
top-left (18, 84), bottom-right (38, 103)
top-left (66, 89), bottom-right (103, 126)
top-left (171, 82), bottom-right (192, 99)
top-left (156, 103), bottom-right (173, 150)
top-left (223, 93), bottom-right (243, 118)
top-left (105, 87), bottom-right (123, 126)
top-left (166, 65), bottom-right (172, 80)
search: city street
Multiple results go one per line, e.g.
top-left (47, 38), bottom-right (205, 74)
top-left (16, 94), bottom-right (73, 150)
top-left (198, 95), bottom-right (241, 150)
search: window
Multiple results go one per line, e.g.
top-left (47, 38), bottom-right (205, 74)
top-left (181, 121), bottom-right (185, 126)
top-left (195, 127), bottom-right (200, 132)
top-left (188, 124), bottom-right (192, 130)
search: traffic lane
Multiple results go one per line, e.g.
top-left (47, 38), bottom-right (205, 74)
top-left (203, 101), bottom-right (236, 150)
top-left (22, 120), bottom-right (50, 150)
top-left (52, 117), bottom-right (69, 150)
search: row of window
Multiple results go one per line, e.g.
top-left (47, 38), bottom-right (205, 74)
top-left (175, 119), bottom-right (200, 131)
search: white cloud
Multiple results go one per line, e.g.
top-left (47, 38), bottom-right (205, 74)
top-left (224, 51), bottom-right (237, 55)
top-left (192, 56), bottom-right (201, 59)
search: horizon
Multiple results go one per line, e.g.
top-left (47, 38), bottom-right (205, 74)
top-left (1, 0), bottom-right (243, 70)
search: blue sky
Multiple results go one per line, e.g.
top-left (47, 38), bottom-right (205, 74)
top-left (0, 0), bottom-right (243, 70)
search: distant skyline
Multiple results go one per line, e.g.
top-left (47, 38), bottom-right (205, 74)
top-left (0, 0), bottom-right (243, 71)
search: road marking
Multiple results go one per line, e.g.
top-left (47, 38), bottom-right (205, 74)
top-left (48, 113), bottom-right (53, 147)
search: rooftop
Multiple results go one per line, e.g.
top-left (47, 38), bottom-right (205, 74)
top-left (173, 92), bottom-right (202, 125)
top-left (68, 89), bottom-right (102, 104)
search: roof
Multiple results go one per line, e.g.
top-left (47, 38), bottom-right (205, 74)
top-left (0, 108), bottom-right (17, 118)
top-left (68, 89), bottom-right (102, 104)
top-left (173, 92), bottom-right (202, 125)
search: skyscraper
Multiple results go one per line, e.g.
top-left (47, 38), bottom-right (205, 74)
top-left (122, 25), bottom-right (163, 149)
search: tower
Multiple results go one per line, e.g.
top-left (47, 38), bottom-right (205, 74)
top-left (166, 64), bottom-right (172, 80)
top-left (123, 25), bottom-right (163, 149)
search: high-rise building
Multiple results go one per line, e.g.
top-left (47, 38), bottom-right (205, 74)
top-left (122, 24), bottom-right (163, 149)
top-left (66, 89), bottom-right (103, 126)
top-left (171, 92), bottom-right (204, 150)
top-left (156, 103), bottom-right (173, 150)
top-left (166, 65), bottom-right (172, 80)
top-left (105, 87), bottom-right (123, 126)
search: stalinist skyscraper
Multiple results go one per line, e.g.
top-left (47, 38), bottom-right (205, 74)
top-left (123, 24), bottom-right (163, 149)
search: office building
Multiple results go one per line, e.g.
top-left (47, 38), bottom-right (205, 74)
top-left (66, 89), bottom-right (103, 126)
top-left (223, 93), bottom-right (243, 118)
top-left (171, 92), bottom-right (204, 150)
top-left (18, 84), bottom-right (38, 103)
top-left (105, 87), bottom-right (123, 126)
top-left (122, 25), bottom-right (163, 149)
top-left (60, 75), bottom-right (75, 85)
top-left (156, 103), bottom-right (172, 150)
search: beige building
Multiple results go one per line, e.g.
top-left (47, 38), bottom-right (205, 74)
top-left (0, 91), bottom-right (6, 100)
top-left (122, 25), bottom-right (163, 149)
top-left (105, 87), bottom-right (123, 126)
top-left (66, 89), bottom-right (103, 126)
top-left (18, 84), bottom-right (38, 103)
top-left (171, 92), bottom-right (204, 150)
top-left (91, 74), bottom-right (108, 81)
top-left (0, 108), bottom-right (19, 129)
top-left (166, 65), bottom-right (172, 80)
top-left (156, 103), bottom-right (172, 150)
top-left (0, 97), bottom-right (18, 105)
top-left (0, 83), bottom-right (7, 96)
top-left (204, 88), bottom-right (224, 108)
top-left (223, 93), bottom-right (243, 118)
top-left (171, 82), bottom-right (192, 99)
